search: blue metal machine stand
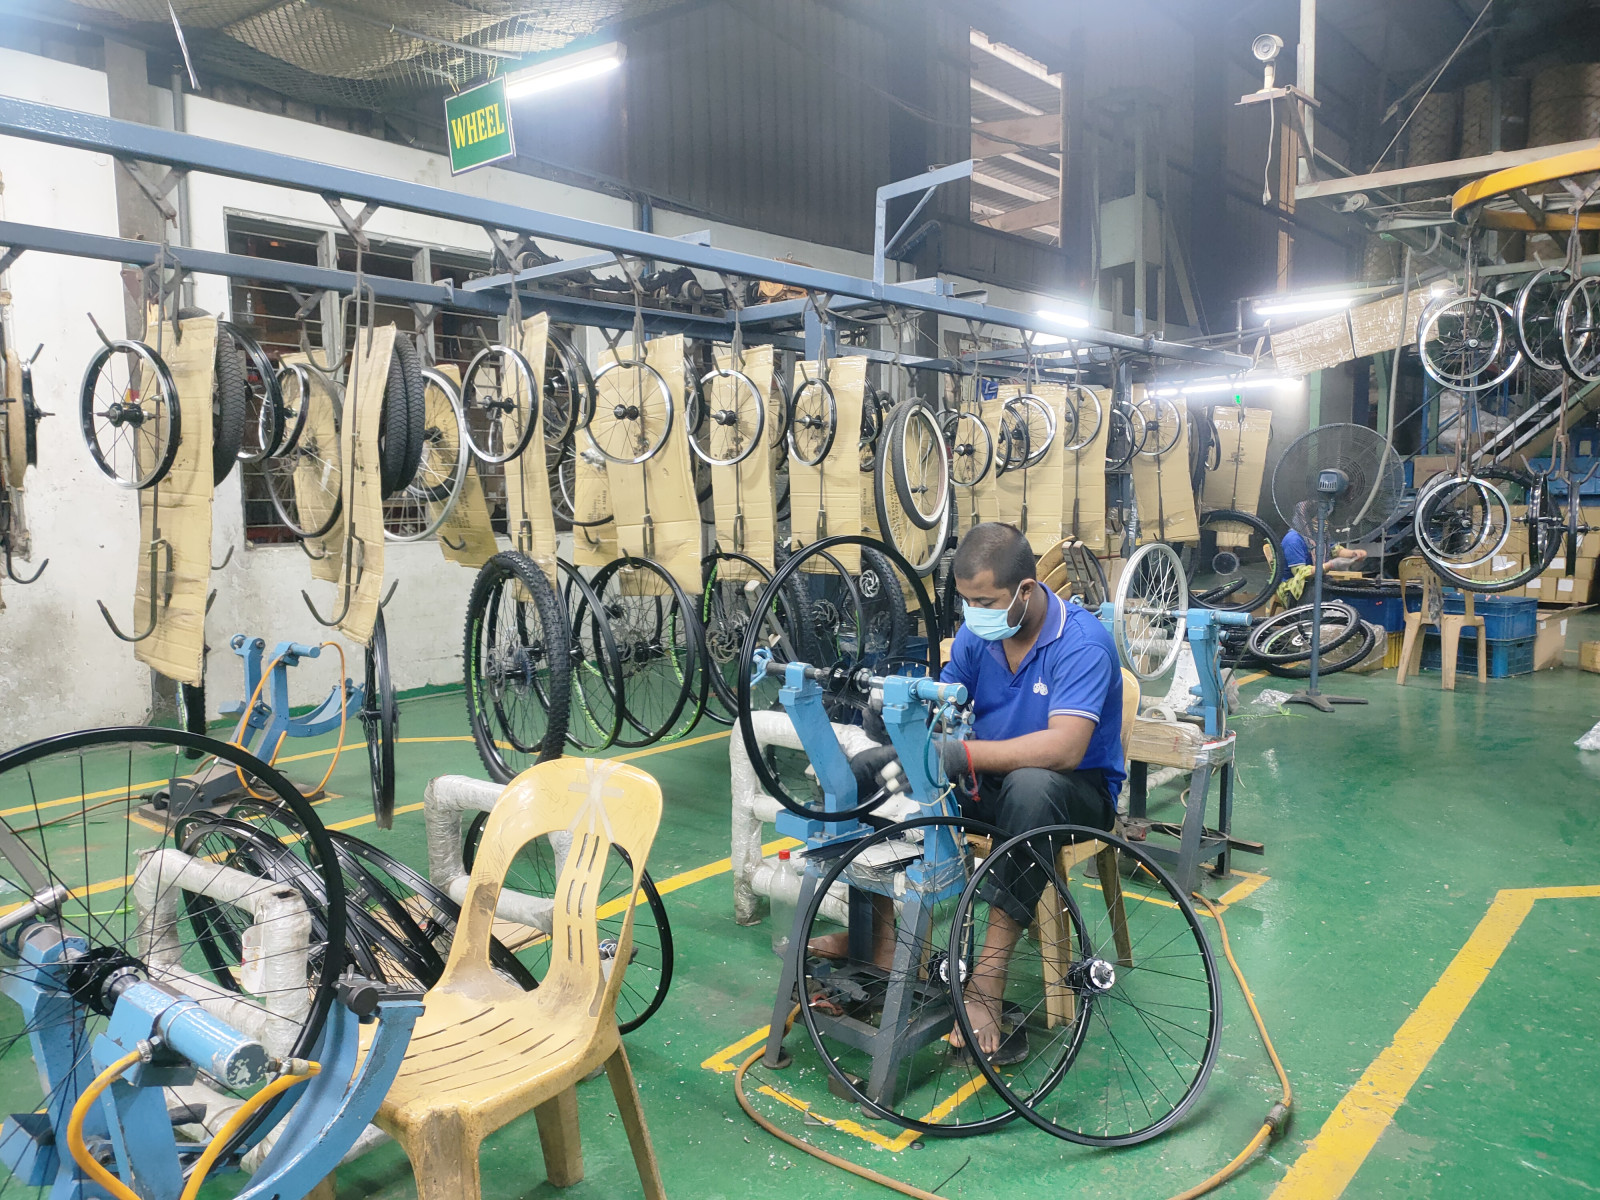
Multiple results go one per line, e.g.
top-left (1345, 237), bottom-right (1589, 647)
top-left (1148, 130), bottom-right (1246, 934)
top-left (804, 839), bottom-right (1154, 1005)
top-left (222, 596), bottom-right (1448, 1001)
top-left (160, 634), bottom-right (365, 818)
top-left (1099, 603), bottom-right (1257, 891)
top-left (0, 917), bottom-right (416, 1200)
top-left (757, 660), bottom-right (970, 1107)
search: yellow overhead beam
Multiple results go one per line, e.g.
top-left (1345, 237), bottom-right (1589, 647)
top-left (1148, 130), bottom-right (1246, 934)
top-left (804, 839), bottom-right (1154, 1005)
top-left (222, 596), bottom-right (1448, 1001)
top-left (1451, 142), bottom-right (1600, 231)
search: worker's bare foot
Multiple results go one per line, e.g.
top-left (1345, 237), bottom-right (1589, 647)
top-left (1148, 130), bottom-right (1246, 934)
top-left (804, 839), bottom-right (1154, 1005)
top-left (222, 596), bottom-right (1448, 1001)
top-left (947, 992), bottom-right (1003, 1057)
top-left (806, 929), bottom-right (896, 970)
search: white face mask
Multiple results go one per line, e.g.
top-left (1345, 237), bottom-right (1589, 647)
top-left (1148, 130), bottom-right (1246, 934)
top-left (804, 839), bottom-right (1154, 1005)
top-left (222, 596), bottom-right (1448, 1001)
top-left (962, 582), bottom-right (1030, 641)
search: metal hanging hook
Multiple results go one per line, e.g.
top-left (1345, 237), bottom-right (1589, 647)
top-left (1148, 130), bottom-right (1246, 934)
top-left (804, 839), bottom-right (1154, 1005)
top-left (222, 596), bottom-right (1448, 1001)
top-left (3, 542), bottom-right (46, 585)
top-left (97, 538), bottom-right (171, 642)
top-left (210, 544), bottom-right (235, 571)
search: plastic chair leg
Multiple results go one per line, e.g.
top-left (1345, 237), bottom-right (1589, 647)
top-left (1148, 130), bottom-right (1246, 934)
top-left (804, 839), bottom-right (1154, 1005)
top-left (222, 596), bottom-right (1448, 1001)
top-left (606, 1046), bottom-right (667, 1200)
top-left (534, 1088), bottom-right (584, 1188)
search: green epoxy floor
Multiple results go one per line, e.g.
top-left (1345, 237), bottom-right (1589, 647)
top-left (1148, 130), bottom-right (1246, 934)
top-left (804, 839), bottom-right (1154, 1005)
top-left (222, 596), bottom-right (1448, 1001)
top-left (15, 644), bottom-right (1600, 1200)
top-left (243, 637), bottom-right (1600, 1200)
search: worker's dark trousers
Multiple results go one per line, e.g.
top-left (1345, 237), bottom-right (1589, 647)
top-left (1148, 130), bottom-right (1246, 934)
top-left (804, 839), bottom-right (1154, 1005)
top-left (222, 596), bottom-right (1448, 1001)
top-left (962, 767), bottom-right (1116, 926)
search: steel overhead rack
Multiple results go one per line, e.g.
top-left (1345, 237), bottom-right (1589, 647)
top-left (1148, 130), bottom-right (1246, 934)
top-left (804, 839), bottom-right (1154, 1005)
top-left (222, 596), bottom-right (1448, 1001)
top-left (0, 96), bottom-right (1251, 374)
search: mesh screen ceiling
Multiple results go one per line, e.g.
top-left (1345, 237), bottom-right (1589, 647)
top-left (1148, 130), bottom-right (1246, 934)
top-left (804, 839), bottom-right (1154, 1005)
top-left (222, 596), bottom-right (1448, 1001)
top-left (58, 0), bottom-right (679, 108)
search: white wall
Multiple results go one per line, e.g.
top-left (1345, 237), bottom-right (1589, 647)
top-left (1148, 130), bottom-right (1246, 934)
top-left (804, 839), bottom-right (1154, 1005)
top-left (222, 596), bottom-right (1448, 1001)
top-left (0, 46), bottom-right (1060, 745)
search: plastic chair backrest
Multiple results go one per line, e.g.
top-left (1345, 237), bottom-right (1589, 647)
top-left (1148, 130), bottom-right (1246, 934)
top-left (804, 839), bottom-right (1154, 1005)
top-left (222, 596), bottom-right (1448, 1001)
top-left (1398, 556), bottom-right (1443, 624)
top-left (440, 758), bottom-right (663, 1024)
top-left (1119, 668), bottom-right (1139, 765)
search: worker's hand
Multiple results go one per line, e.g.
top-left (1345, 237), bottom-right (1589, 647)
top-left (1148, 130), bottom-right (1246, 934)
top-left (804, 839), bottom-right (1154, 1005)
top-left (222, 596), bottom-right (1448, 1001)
top-left (938, 738), bottom-right (974, 788)
top-left (847, 742), bottom-right (900, 798)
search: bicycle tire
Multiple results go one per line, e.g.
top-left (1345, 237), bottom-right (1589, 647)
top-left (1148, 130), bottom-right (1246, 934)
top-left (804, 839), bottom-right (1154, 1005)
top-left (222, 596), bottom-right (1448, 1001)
top-left (220, 320), bottom-right (284, 463)
top-left (584, 555), bottom-right (706, 747)
top-left (1425, 467), bottom-right (1559, 592)
top-left (1247, 600), bottom-right (1361, 663)
top-left (362, 608), bottom-right (397, 829)
top-left (888, 400), bottom-right (950, 530)
top-left (1260, 619), bottom-right (1378, 677)
top-left (1184, 509), bottom-right (1285, 612)
top-left (175, 308), bottom-right (248, 487)
top-left (555, 559), bottom-right (625, 752)
top-left (80, 338), bottom-right (181, 489)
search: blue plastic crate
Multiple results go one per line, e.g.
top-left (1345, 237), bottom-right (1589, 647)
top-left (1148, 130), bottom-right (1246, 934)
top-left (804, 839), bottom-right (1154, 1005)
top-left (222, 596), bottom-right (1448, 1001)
top-left (1420, 631), bottom-right (1535, 679)
top-left (1440, 591), bottom-right (1538, 641)
top-left (1348, 595), bottom-right (1407, 632)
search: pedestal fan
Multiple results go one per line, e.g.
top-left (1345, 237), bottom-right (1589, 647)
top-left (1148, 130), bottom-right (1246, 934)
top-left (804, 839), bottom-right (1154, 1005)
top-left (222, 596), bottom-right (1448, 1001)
top-left (1270, 423), bottom-right (1404, 712)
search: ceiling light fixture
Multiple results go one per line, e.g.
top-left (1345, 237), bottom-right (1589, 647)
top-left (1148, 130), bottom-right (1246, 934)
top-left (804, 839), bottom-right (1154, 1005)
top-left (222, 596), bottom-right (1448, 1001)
top-left (1036, 307), bottom-right (1091, 330)
top-left (504, 41), bottom-right (625, 100)
top-left (1151, 376), bottom-right (1302, 397)
top-left (1252, 294), bottom-right (1355, 317)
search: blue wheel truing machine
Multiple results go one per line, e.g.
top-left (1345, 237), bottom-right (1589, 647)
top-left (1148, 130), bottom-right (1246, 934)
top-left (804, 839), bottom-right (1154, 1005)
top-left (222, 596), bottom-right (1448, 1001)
top-left (754, 656), bottom-right (970, 1108)
top-left (0, 910), bottom-right (417, 1200)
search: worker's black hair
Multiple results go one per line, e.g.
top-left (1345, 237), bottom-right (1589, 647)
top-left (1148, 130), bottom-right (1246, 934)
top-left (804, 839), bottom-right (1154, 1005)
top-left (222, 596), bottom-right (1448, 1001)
top-left (951, 522), bottom-right (1036, 590)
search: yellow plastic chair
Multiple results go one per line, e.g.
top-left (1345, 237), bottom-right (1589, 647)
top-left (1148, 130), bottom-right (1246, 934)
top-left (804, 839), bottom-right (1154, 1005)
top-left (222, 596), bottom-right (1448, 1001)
top-left (375, 758), bottom-right (667, 1200)
top-left (1396, 555), bottom-right (1486, 690)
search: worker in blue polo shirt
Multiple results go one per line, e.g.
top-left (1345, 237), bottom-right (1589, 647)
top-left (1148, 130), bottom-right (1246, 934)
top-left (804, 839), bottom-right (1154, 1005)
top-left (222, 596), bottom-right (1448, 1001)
top-left (836, 522), bottom-right (1122, 1061)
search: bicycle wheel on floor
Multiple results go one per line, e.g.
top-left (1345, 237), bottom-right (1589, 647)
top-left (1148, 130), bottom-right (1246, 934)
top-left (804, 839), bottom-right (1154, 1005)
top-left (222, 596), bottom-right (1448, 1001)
top-left (462, 813), bottom-right (674, 1032)
top-left (464, 550), bottom-right (572, 782)
top-left (1247, 600), bottom-right (1361, 663)
top-left (949, 824), bottom-right (1221, 1146)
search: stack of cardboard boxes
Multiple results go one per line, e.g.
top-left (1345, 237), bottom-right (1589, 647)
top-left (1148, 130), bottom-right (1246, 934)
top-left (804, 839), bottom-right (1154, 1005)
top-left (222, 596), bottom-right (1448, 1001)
top-left (1479, 505), bottom-right (1600, 604)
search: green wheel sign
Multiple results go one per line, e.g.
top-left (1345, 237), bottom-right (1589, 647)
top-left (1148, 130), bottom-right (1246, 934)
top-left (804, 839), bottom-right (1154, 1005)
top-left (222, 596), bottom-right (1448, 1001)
top-left (445, 78), bottom-right (515, 175)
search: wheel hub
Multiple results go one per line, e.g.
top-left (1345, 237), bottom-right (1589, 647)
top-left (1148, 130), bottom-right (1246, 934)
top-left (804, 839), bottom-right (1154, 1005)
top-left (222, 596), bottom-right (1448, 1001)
top-left (1067, 957), bottom-right (1116, 994)
top-left (1211, 550), bottom-right (1241, 575)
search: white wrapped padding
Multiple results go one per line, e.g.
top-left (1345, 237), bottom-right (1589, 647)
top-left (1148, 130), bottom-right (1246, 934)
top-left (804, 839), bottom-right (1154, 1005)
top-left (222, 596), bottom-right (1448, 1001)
top-left (730, 709), bottom-right (880, 924)
top-left (132, 848), bottom-right (309, 1058)
top-left (423, 773), bottom-right (564, 933)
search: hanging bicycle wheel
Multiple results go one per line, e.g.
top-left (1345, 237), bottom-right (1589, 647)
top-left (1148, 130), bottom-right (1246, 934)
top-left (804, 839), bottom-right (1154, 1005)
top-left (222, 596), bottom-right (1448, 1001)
top-left (202, 316), bottom-right (250, 487)
top-left (699, 550), bottom-right (809, 718)
top-left (265, 376), bottom-right (342, 539)
top-left (1113, 541), bottom-right (1188, 680)
top-left (0, 729), bottom-right (346, 1171)
top-left (221, 321), bottom-right (284, 464)
top-left (1557, 276), bottom-right (1600, 382)
top-left (79, 338), bottom-right (181, 489)
top-left (874, 430), bottom-right (954, 577)
top-left (887, 400), bottom-right (951, 530)
top-left (1133, 393), bottom-right (1182, 458)
top-left (586, 358), bottom-right (675, 464)
top-left (1515, 267), bottom-right (1573, 372)
top-left (949, 824), bottom-right (1221, 1146)
top-left (1419, 294), bottom-right (1507, 390)
top-left (796, 814), bottom-right (1022, 1136)
top-left (460, 815), bottom-right (674, 1032)
top-left (1414, 472), bottom-right (1512, 569)
top-left (1105, 404), bottom-right (1143, 471)
top-left (462, 344), bottom-right (539, 464)
top-left (1064, 384), bottom-right (1103, 452)
top-left (273, 361), bottom-right (312, 456)
top-left (1426, 467), bottom-right (1558, 592)
top-left (544, 327), bottom-right (591, 444)
top-left (1247, 600), bottom-right (1361, 662)
top-left (384, 367), bottom-right (469, 542)
top-left (1183, 509), bottom-right (1284, 611)
top-left (941, 409), bottom-right (993, 487)
top-left (359, 608), bottom-right (398, 829)
top-left (1001, 393), bottom-right (1058, 470)
top-left (859, 388), bottom-right (890, 473)
top-left (582, 556), bottom-right (706, 747)
top-left (556, 559), bottom-right (625, 752)
top-left (464, 550), bottom-right (572, 783)
top-left (690, 366), bottom-right (766, 466)
top-left (787, 375), bottom-right (838, 466)
top-left (377, 341), bottom-right (421, 495)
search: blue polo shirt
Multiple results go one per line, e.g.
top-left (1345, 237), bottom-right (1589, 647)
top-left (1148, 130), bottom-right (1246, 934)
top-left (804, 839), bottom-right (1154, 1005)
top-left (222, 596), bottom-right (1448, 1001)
top-left (1282, 528), bottom-right (1312, 567)
top-left (940, 585), bottom-right (1125, 798)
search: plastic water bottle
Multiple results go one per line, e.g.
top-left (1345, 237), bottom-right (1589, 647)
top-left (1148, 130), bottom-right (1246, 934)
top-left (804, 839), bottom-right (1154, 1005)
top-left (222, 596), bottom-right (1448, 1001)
top-left (771, 849), bottom-right (798, 958)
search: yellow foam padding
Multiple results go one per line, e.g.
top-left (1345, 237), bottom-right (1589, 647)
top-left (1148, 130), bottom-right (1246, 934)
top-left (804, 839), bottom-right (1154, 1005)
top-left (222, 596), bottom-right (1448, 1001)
top-left (789, 355), bottom-right (866, 573)
top-left (3, 347), bottom-right (24, 488)
top-left (134, 312), bottom-right (215, 687)
top-left (708, 344), bottom-right (777, 565)
top-left (1202, 405), bottom-right (1273, 528)
top-left (595, 334), bottom-right (702, 592)
top-left (1130, 384), bottom-right (1199, 544)
top-left (279, 353), bottom-right (346, 581)
top-left (429, 362), bottom-right (498, 570)
top-left (335, 323), bottom-right (393, 646)
top-left (1063, 385), bottom-right (1111, 553)
top-left (500, 315), bottom-right (558, 586)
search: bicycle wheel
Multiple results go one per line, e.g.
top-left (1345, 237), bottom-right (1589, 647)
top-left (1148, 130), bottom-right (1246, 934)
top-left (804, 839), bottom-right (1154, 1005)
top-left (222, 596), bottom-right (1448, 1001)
top-left (1105, 405), bottom-right (1143, 471)
top-left (462, 344), bottom-right (539, 464)
top-left (1557, 276), bottom-right (1600, 382)
top-left (221, 321), bottom-right (283, 464)
top-left (1133, 393), bottom-right (1182, 458)
top-left (543, 327), bottom-right (590, 444)
top-left (383, 367), bottom-right (469, 542)
top-left (1185, 509), bottom-right (1284, 612)
top-left (787, 374), bottom-right (838, 466)
top-left (0, 729), bottom-right (345, 1173)
top-left (587, 359), bottom-right (675, 464)
top-left (859, 545), bottom-right (913, 661)
top-left (949, 825), bottom-right (1221, 1146)
top-left (1427, 467), bottom-right (1558, 592)
top-left (207, 317), bottom-right (249, 486)
top-left (273, 361), bottom-right (311, 456)
top-left (264, 376), bottom-right (342, 539)
top-left (79, 338), bottom-right (181, 489)
top-left (1515, 267), bottom-right (1573, 372)
top-left (1419, 294), bottom-right (1506, 390)
top-left (1114, 542), bottom-right (1188, 680)
top-left (361, 608), bottom-right (398, 829)
top-left (796, 815), bottom-right (1021, 1136)
top-left (1247, 600), bottom-right (1361, 662)
top-left (690, 366), bottom-right (766, 467)
top-left (464, 551), bottom-right (572, 783)
top-left (556, 559), bottom-right (625, 752)
top-left (699, 550), bottom-right (806, 717)
top-left (461, 815), bottom-right (673, 1032)
top-left (888, 400), bottom-right (951, 529)
top-left (1415, 473), bottom-right (1511, 569)
top-left (583, 556), bottom-right (706, 747)
top-left (1002, 394), bottom-right (1058, 469)
top-left (1261, 618), bottom-right (1378, 677)
top-left (1064, 385), bottom-right (1103, 451)
top-left (941, 409), bottom-right (993, 487)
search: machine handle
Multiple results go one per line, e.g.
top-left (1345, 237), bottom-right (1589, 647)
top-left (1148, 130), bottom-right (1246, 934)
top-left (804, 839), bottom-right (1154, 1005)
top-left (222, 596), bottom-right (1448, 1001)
top-left (1211, 611), bottom-right (1252, 628)
top-left (908, 677), bottom-right (967, 705)
top-left (286, 641), bottom-right (323, 659)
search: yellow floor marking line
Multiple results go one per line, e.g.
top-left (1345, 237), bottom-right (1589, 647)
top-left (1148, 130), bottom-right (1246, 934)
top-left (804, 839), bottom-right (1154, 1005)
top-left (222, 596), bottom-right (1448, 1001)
top-left (754, 1084), bottom-right (920, 1152)
top-left (1214, 868), bottom-right (1271, 909)
top-left (702, 1026), bottom-right (774, 1073)
top-left (1271, 884), bottom-right (1600, 1200)
top-left (1235, 670), bottom-right (1268, 686)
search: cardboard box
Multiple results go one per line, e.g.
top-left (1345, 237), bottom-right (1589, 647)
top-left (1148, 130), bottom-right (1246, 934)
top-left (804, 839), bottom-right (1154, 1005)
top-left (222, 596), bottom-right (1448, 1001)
top-left (1581, 641), bottom-right (1600, 673)
top-left (1536, 571), bottom-right (1593, 603)
top-left (1545, 556), bottom-right (1597, 581)
top-left (1202, 406), bottom-right (1272, 517)
top-left (1536, 613), bottom-right (1573, 670)
top-left (1412, 456), bottom-right (1454, 488)
top-left (1460, 553), bottom-right (1525, 586)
